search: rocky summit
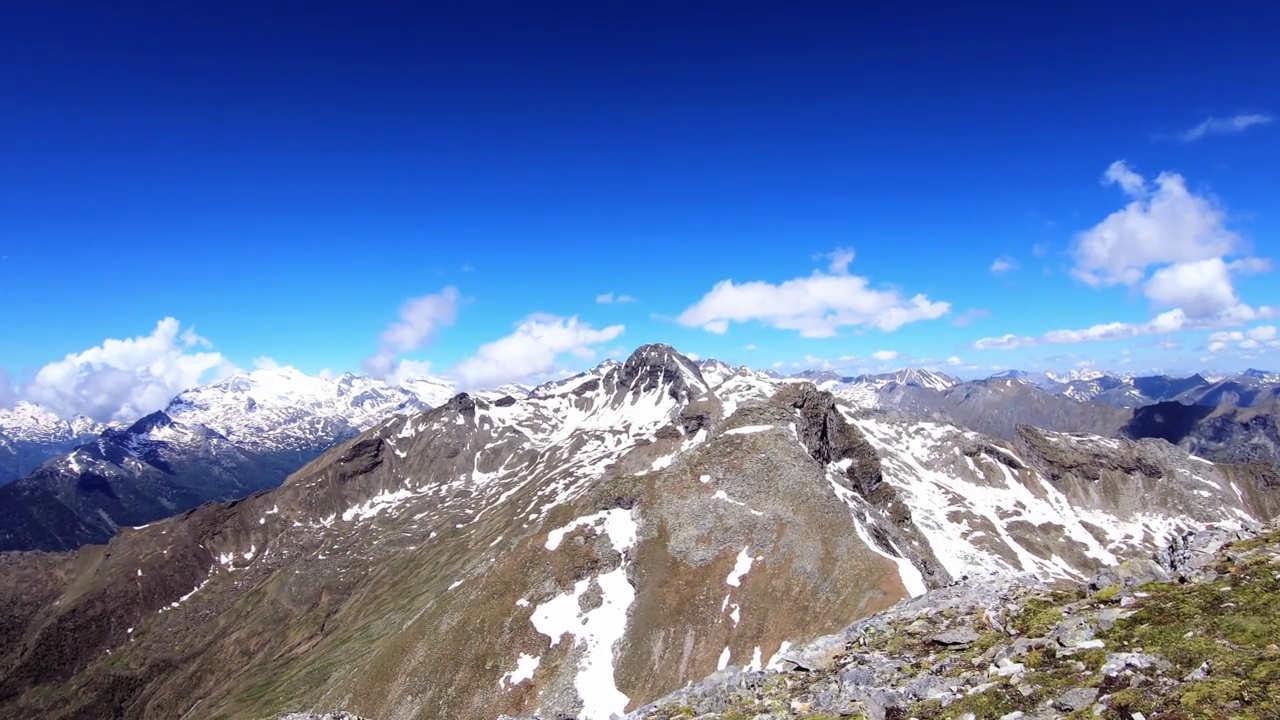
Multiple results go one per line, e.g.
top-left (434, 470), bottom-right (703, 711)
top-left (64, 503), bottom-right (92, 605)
top-left (0, 345), bottom-right (1276, 720)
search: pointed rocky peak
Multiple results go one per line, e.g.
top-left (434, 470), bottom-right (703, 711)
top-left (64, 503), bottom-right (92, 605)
top-left (1241, 368), bottom-right (1280, 383)
top-left (618, 343), bottom-right (710, 401)
top-left (123, 410), bottom-right (176, 436)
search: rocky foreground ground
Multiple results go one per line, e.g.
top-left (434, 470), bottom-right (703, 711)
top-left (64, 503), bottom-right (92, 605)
top-left (486, 522), bottom-right (1280, 720)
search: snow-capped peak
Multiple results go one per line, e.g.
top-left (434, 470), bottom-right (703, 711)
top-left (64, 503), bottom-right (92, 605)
top-left (165, 366), bottom-right (455, 454)
top-left (0, 401), bottom-right (106, 444)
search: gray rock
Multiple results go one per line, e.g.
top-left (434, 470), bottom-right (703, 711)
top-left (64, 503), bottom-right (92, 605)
top-left (901, 674), bottom-right (950, 701)
top-left (1054, 687), bottom-right (1099, 711)
top-left (1051, 614), bottom-right (1097, 648)
top-left (863, 688), bottom-right (905, 720)
top-left (932, 627), bottom-right (981, 646)
top-left (779, 632), bottom-right (845, 671)
top-left (1185, 660), bottom-right (1212, 681)
top-left (1090, 557), bottom-right (1170, 590)
top-left (840, 667), bottom-right (877, 687)
top-left (1101, 652), bottom-right (1171, 676)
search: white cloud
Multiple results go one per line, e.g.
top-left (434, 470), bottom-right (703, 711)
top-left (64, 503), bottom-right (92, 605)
top-left (595, 292), bottom-right (635, 304)
top-left (1102, 160), bottom-right (1146, 196)
top-left (990, 257), bottom-right (1016, 274)
top-left (677, 250), bottom-right (949, 337)
top-left (1067, 162), bottom-right (1272, 322)
top-left (973, 306), bottom-right (1277, 351)
top-left (824, 247), bottom-right (855, 274)
top-left (1074, 162), bottom-right (1244, 289)
top-left (1141, 258), bottom-right (1241, 318)
top-left (452, 315), bottom-right (624, 389)
top-left (871, 350), bottom-right (899, 362)
top-left (21, 318), bottom-right (234, 422)
top-left (946, 355), bottom-right (963, 366)
top-left (363, 287), bottom-right (460, 379)
top-left (1177, 113), bottom-right (1273, 142)
top-left (1208, 325), bottom-right (1279, 353)
top-left (1249, 325), bottom-right (1277, 342)
top-left (744, 343), bottom-right (757, 351)
top-left (253, 356), bottom-right (281, 370)
top-left (971, 162), bottom-right (1279, 353)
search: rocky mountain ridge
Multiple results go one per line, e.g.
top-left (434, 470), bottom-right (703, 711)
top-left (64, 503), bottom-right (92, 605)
top-left (0, 344), bottom-right (1275, 720)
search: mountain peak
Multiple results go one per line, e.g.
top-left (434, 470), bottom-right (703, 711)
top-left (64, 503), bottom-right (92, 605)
top-left (619, 344), bottom-right (709, 400)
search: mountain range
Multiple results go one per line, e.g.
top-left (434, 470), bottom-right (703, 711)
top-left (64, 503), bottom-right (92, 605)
top-left (0, 344), bottom-right (1276, 719)
top-left (2, 359), bottom-right (1279, 554)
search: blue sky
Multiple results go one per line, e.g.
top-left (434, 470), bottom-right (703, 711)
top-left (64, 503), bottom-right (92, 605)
top-left (2, 1), bottom-right (1279, 419)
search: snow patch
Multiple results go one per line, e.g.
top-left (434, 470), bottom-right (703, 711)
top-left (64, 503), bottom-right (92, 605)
top-left (545, 508), bottom-right (637, 553)
top-left (724, 424), bottom-right (773, 436)
top-left (726, 546), bottom-right (754, 587)
top-left (499, 653), bottom-right (541, 688)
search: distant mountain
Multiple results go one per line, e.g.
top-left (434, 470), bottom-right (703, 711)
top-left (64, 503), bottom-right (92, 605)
top-left (0, 402), bottom-right (107, 484)
top-left (0, 366), bottom-right (464, 551)
top-left (978, 369), bottom-right (1280, 410)
top-left (1124, 398), bottom-right (1280, 466)
top-left (870, 377), bottom-right (1131, 440)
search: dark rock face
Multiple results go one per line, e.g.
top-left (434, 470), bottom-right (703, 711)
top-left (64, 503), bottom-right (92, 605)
top-left (1124, 399), bottom-right (1280, 466)
top-left (617, 344), bottom-right (709, 402)
top-left (778, 383), bottom-right (883, 498)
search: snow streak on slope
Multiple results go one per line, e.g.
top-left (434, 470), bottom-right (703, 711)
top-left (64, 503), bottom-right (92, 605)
top-left (530, 507), bottom-right (639, 720)
top-left (846, 412), bottom-right (1255, 582)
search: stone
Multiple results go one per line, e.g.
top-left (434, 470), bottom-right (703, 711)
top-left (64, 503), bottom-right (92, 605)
top-left (931, 627), bottom-right (980, 646)
top-left (1184, 660), bottom-right (1212, 681)
top-left (1101, 652), bottom-right (1171, 676)
top-left (779, 632), bottom-right (845, 672)
top-left (863, 688), bottom-right (904, 720)
top-left (840, 667), bottom-right (877, 687)
top-left (1090, 557), bottom-right (1170, 590)
top-left (1054, 687), bottom-right (1099, 711)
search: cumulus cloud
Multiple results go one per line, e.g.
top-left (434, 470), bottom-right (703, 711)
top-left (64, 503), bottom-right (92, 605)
top-left (1177, 113), bottom-right (1273, 142)
top-left (21, 318), bottom-right (234, 422)
top-left (1070, 161), bottom-right (1268, 320)
top-left (990, 257), bottom-right (1016, 274)
top-left (946, 355), bottom-right (963, 366)
top-left (452, 315), bottom-right (624, 389)
top-left (363, 287), bottom-right (460, 380)
top-left (823, 247), bottom-right (855, 274)
top-left (871, 350), bottom-right (900, 362)
top-left (1208, 325), bottom-right (1280, 353)
top-left (677, 249), bottom-right (949, 337)
top-left (595, 292), bottom-right (635, 304)
top-left (975, 162), bottom-right (1277, 353)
